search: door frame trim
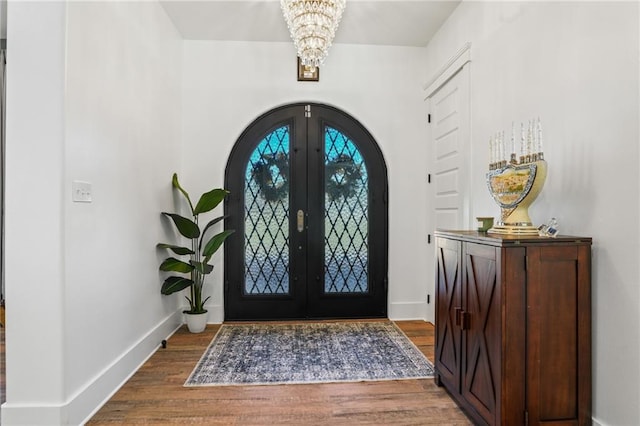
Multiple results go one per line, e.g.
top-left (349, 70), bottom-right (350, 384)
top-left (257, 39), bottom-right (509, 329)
top-left (423, 42), bottom-right (472, 98)
top-left (423, 45), bottom-right (472, 323)
top-left (223, 102), bottom-right (389, 320)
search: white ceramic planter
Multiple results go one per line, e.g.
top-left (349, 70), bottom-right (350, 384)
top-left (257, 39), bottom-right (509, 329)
top-left (185, 311), bottom-right (208, 333)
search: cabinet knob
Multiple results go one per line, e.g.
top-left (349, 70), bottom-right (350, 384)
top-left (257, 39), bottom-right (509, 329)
top-left (455, 307), bottom-right (463, 326)
top-left (460, 311), bottom-right (471, 331)
top-left (455, 308), bottom-right (471, 330)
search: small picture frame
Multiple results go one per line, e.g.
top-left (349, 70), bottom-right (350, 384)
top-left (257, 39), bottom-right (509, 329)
top-left (297, 57), bottom-right (319, 82)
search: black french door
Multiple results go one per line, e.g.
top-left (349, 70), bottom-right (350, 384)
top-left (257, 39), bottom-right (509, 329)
top-left (224, 103), bottom-right (387, 320)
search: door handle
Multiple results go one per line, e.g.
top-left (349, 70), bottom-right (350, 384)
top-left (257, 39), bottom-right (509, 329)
top-left (460, 311), bottom-right (470, 331)
top-left (297, 209), bottom-right (304, 232)
top-left (454, 308), bottom-right (470, 330)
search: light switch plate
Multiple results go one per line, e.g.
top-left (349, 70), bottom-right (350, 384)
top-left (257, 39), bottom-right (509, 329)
top-left (72, 181), bottom-right (92, 203)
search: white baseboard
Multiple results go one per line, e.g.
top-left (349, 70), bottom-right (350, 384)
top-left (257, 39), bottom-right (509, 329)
top-left (0, 404), bottom-right (66, 426)
top-left (388, 301), bottom-right (427, 320)
top-left (205, 303), bottom-right (224, 324)
top-left (76, 310), bottom-right (183, 424)
top-left (592, 416), bottom-right (610, 426)
top-left (200, 301), bottom-right (423, 323)
top-left (1, 310), bottom-right (183, 426)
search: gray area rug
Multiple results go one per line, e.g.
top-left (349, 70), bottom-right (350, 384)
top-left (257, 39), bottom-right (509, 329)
top-left (185, 321), bottom-right (434, 386)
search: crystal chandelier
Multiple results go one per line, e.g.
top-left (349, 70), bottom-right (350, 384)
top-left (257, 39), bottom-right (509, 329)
top-left (280, 0), bottom-right (346, 69)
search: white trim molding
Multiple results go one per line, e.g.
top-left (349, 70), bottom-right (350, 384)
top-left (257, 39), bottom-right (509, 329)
top-left (1, 310), bottom-right (183, 426)
top-left (592, 417), bottom-right (612, 426)
top-left (204, 303), bottom-right (224, 324)
top-left (423, 42), bottom-right (471, 99)
top-left (388, 301), bottom-right (428, 321)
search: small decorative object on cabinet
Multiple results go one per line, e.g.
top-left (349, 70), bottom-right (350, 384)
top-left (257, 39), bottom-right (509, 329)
top-left (486, 161), bottom-right (546, 234)
top-left (434, 230), bottom-right (591, 425)
top-left (486, 118), bottom-right (547, 235)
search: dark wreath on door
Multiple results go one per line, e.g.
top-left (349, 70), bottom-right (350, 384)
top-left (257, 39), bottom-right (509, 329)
top-left (224, 103), bottom-right (388, 320)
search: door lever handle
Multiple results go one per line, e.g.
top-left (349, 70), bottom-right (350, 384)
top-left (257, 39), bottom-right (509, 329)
top-left (297, 209), bottom-right (304, 232)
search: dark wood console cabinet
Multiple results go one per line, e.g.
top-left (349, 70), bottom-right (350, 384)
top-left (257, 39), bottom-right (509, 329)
top-left (434, 230), bottom-right (592, 425)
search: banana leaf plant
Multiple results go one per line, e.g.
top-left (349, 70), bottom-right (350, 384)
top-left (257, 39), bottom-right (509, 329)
top-left (157, 173), bottom-right (235, 314)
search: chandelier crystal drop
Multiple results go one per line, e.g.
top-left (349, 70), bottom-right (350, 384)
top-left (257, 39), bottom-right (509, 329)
top-left (280, 0), bottom-right (346, 69)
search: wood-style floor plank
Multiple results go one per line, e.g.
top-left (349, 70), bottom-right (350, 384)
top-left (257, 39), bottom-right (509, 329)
top-left (88, 320), bottom-right (470, 425)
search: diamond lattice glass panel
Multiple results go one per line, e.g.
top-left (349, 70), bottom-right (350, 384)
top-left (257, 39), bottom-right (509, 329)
top-left (324, 127), bottom-right (369, 293)
top-left (244, 126), bottom-right (290, 295)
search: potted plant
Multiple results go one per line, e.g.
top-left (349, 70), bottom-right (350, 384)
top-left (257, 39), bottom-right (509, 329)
top-left (157, 173), bottom-right (234, 333)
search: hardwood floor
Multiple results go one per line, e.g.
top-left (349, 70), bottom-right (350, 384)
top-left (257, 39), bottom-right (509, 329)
top-left (88, 320), bottom-right (470, 425)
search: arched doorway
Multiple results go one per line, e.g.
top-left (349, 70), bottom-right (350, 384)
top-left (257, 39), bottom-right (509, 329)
top-left (224, 103), bottom-right (388, 320)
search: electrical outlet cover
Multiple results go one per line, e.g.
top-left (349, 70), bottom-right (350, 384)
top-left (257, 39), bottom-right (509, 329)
top-left (72, 181), bottom-right (92, 203)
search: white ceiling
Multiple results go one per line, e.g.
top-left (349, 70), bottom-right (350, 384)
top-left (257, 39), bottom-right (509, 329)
top-left (159, 0), bottom-right (461, 47)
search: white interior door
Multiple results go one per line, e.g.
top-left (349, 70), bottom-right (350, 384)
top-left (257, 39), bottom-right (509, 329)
top-left (430, 65), bottom-right (470, 231)
top-left (424, 62), bottom-right (471, 323)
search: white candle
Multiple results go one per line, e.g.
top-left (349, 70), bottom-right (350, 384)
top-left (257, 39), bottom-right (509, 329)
top-left (489, 136), bottom-right (493, 166)
top-left (537, 117), bottom-right (543, 153)
top-left (502, 130), bottom-right (506, 163)
top-left (520, 122), bottom-right (525, 158)
top-left (527, 120), bottom-right (533, 156)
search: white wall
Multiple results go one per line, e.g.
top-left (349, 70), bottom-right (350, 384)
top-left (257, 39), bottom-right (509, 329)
top-left (423, 2), bottom-right (639, 425)
top-left (3, 1), bottom-right (183, 424)
top-left (182, 41), bottom-right (430, 321)
top-left (4, 4), bottom-right (67, 423)
top-left (5, 1), bottom-right (637, 424)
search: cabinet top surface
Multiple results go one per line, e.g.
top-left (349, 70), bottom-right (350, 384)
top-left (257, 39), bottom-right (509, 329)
top-left (434, 230), bottom-right (592, 246)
